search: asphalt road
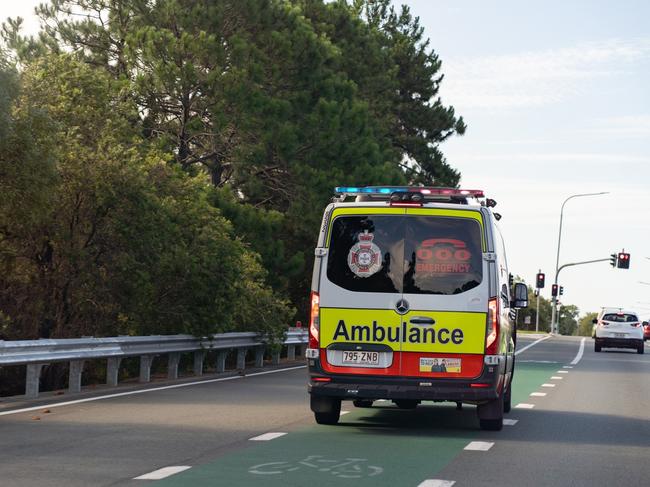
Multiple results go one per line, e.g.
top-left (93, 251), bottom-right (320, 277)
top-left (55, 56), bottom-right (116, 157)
top-left (1, 335), bottom-right (649, 486)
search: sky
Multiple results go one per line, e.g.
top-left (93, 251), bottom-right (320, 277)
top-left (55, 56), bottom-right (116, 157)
top-left (2, 1), bottom-right (650, 318)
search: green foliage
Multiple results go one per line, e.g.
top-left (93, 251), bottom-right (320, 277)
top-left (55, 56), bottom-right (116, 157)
top-left (577, 312), bottom-right (598, 337)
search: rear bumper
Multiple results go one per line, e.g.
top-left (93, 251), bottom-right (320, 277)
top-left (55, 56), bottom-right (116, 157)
top-left (595, 337), bottom-right (642, 349)
top-left (308, 356), bottom-right (506, 404)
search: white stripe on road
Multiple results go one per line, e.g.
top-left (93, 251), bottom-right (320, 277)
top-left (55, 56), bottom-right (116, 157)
top-left (417, 480), bottom-right (456, 487)
top-left (563, 366), bottom-right (573, 369)
top-left (551, 376), bottom-right (563, 380)
top-left (503, 419), bottom-right (519, 426)
top-left (541, 383), bottom-right (556, 388)
top-left (249, 432), bottom-right (287, 441)
top-left (515, 335), bottom-right (551, 356)
top-left (464, 441), bottom-right (494, 451)
top-left (530, 392), bottom-right (547, 397)
top-left (570, 337), bottom-right (586, 365)
top-left (0, 365), bottom-right (307, 417)
top-left (340, 411), bottom-right (350, 416)
top-left (515, 403), bottom-right (535, 409)
top-left (557, 371), bottom-right (569, 374)
top-left (134, 466), bottom-right (191, 480)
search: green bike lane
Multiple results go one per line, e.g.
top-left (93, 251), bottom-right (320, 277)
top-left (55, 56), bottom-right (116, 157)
top-left (154, 341), bottom-right (566, 486)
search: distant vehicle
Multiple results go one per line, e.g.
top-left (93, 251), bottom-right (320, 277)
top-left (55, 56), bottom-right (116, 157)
top-left (592, 308), bottom-right (644, 354)
top-left (643, 320), bottom-right (650, 341)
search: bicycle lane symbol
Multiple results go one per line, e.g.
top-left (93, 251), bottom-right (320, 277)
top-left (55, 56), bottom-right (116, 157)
top-left (249, 455), bottom-right (384, 479)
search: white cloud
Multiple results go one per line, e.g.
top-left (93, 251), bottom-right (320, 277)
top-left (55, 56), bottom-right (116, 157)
top-left (442, 38), bottom-right (650, 109)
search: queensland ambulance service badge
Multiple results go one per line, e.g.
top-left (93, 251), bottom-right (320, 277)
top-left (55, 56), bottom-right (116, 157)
top-left (348, 230), bottom-right (382, 277)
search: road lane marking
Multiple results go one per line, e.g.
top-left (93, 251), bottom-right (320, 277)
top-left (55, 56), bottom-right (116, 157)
top-left (340, 411), bottom-right (350, 416)
top-left (249, 432), bottom-right (287, 441)
top-left (503, 419), bottom-right (519, 426)
top-left (515, 335), bottom-right (551, 356)
top-left (541, 383), bottom-right (556, 388)
top-left (515, 403), bottom-right (535, 409)
top-left (563, 366), bottom-right (573, 369)
top-left (530, 392), bottom-right (546, 397)
top-left (551, 376), bottom-right (563, 380)
top-left (464, 441), bottom-right (494, 451)
top-left (0, 365), bottom-right (307, 417)
top-left (418, 480), bottom-right (456, 487)
top-left (570, 337), bottom-right (586, 365)
top-left (557, 371), bottom-right (569, 374)
top-left (134, 466), bottom-right (191, 480)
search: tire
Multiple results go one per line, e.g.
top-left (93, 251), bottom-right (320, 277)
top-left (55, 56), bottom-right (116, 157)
top-left (595, 342), bottom-right (602, 352)
top-left (638, 343), bottom-right (644, 355)
top-left (311, 396), bottom-right (341, 425)
top-left (480, 418), bottom-right (504, 431)
top-left (477, 389), bottom-right (504, 431)
top-left (353, 399), bottom-right (374, 408)
top-left (503, 382), bottom-right (512, 413)
top-left (394, 399), bottom-right (418, 409)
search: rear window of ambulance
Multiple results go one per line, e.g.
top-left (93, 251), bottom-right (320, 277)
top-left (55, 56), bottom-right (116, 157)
top-left (327, 215), bottom-right (483, 295)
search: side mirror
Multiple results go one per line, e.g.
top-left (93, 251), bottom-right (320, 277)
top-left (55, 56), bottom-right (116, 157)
top-left (512, 282), bottom-right (528, 309)
top-left (592, 318), bottom-right (598, 325)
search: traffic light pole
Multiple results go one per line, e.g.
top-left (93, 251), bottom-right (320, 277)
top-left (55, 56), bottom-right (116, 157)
top-left (551, 257), bottom-right (610, 333)
top-left (535, 292), bottom-right (540, 332)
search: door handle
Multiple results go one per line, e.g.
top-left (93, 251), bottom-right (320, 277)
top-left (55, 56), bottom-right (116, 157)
top-left (409, 316), bottom-right (435, 325)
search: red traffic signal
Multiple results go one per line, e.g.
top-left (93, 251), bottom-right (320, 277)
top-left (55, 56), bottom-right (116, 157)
top-left (536, 272), bottom-right (545, 289)
top-left (551, 284), bottom-right (558, 297)
top-left (617, 252), bottom-right (630, 269)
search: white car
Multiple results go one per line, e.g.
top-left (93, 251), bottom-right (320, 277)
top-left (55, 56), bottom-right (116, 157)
top-left (593, 308), bottom-right (644, 354)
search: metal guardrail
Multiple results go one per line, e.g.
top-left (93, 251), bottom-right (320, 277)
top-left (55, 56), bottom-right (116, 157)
top-left (0, 329), bottom-right (308, 399)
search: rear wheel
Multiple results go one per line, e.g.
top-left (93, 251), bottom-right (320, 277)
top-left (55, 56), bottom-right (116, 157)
top-left (503, 382), bottom-right (512, 413)
top-left (353, 399), bottom-right (374, 408)
top-left (638, 342), bottom-right (644, 354)
top-left (595, 342), bottom-right (602, 352)
top-left (477, 389), bottom-right (504, 431)
top-left (311, 396), bottom-right (341, 425)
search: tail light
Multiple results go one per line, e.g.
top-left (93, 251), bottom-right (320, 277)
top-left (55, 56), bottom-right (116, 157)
top-left (631, 322), bottom-right (641, 328)
top-left (309, 291), bottom-right (320, 349)
top-left (486, 297), bottom-right (499, 354)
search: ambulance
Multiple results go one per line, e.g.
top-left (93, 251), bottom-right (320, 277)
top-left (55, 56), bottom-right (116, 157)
top-left (306, 186), bottom-right (528, 431)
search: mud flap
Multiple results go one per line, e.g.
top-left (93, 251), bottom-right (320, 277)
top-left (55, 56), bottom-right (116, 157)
top-left (310, 394), bottom-right (339, 413)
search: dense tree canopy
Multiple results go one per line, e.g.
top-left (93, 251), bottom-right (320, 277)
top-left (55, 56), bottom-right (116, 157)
top-left (1, 0), bottom-right (465, 338)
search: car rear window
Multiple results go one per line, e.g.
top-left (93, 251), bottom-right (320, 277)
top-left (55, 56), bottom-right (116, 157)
top-left (327, 214), bottom-right (483, 295)
top-left (602, 313), bottom-right (638, 322)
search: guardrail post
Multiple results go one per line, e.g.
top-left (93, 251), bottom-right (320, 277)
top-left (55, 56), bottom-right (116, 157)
top-left (236, 348), bottom-right (247, 370)
top-left (25, 363), bottom-right (46, 399)
top-left (168, 353), bottom-right (181, 380)
top-left (193, 350), bottom-right (206, 376)
top-left (216, 350), bottom-right (228, 373)
top-left (287, 344), bottom-right (296, 361)
top-left (139, 355), bottom-right (154, 383)
top-left (68, 360), bottom-right (85, 393)
top-left (106, 357), bottom-right (122, 386)
top-left (254, 346), bottom-right (264, 368)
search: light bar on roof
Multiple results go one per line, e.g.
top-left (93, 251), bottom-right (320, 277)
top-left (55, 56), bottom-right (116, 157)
top-left (334, 186), bottom-right (484, 197)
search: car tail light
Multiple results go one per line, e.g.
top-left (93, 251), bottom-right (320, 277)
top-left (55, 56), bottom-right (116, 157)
top-left (309, 291), bottom-right (320, 349)
top-left (631, 322), bottom-right (641, 328)
top-left (486, 297), bottom-right (499, 354)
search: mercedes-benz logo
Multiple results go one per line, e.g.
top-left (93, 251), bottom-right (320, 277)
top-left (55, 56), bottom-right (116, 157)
top-left (395, 298), bottom-right (410, 315)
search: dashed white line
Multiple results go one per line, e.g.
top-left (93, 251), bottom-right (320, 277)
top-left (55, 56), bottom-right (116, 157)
top-left (340, 411), bottom-right (350, 416)
top-left (570, 337), bottom-right (586, 365)
top-left (541, 383), bottom-right (556, 388)
top-left (515, 403), bottom-right (535, 409)
top-left (563, 366), bottom-right (573, 369)
top-left (0, 365), bottom-right (307, 417)
top-left (557, 370), bottom-right (569, 374)
top-left (417, 480), bottom-right (456, 487)
top-left (551, 376), bottom-right (563, 380)
top-left (530, 392), bottom-right (547, 397)
top-left (134, 466), bottom-right (191, 480)
top-left (464, 441), bottom-right (494, 451)
top-left (515, 335), bottom-right (551, 356)
top-left (503, 419), bottom-right (519, 426)
top-left (249, 432), bottom-right (287, 441)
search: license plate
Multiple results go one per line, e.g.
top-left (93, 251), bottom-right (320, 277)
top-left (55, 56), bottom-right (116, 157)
top-left (614, 333), bottom-right (626, 338)
top-left (342, 351), bottom-right (380, 366)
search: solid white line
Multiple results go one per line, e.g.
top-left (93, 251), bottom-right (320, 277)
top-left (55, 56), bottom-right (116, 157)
top-left (515, 403), bottom-right (535, 409)
top-left (464, 441), bottom-right (494, 451)
top-left (551, 376), bottom-right (563, 380)
top-left (515, 335), bottom-right (551, 356)
top-left (249, 432), bottom-right (287, 441)
top-left (530, 392), bottom-right (547, 397)
top-left (570, 338), bottom-right (586, 365)
top-left (134, 466), bottom-right (191, 480)
top-left (503, 419), bottom-right (519, 426)
top-left (417, 480), bottom-right (456, 487)
top-left (541, 383), bottom-right (556, 388)
top-left (0, 365), bottom-right (307, 417)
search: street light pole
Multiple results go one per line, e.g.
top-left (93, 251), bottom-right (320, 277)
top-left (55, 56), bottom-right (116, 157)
top-left (551, 192), bottom-right (609, 334)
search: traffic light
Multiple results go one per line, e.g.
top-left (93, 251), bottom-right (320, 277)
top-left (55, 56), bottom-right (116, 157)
top-left (536, 272), bottom-right (545, 289)
top-left (559, 286), bottom-right (564, 296)
top-left (610, 253), bottom-right (617, 267)
top-left (617, 252), bottom-right (630, 269)
top-left (551, 284), bottom-right (558, 297)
